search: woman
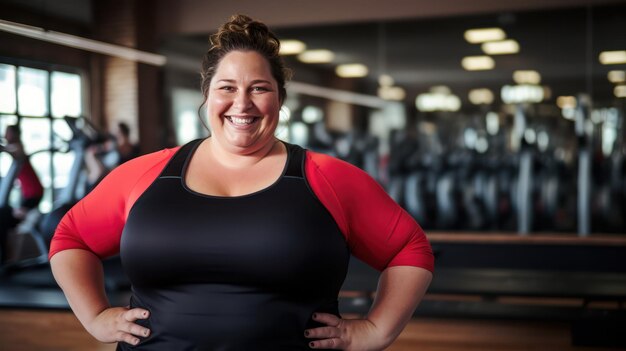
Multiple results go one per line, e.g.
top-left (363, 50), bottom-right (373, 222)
top-left (1, 125), bottom-right (44, 263)
top-left (1, 125), bottom-right (44, 216)
top-left (50, 15), bottom-right (433, 350)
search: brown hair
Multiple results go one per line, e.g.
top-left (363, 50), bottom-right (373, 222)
top-left (200, 14), bottom-right (291, 105)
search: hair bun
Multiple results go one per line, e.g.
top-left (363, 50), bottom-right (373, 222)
top-left (210, 14), bottom-right (280, 57)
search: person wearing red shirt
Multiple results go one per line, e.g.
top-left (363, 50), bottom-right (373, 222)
top-left (1, 125), bottom-right (44, 262)
top-left (49, 15), bottom-right (434, 351)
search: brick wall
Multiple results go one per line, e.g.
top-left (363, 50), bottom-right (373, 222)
top-left (94, 0), bottom-right (163, 152)
top-left (94, 0), bottom-right (139, 144)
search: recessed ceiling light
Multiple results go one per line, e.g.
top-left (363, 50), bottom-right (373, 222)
top-left (279, 40), bottom-right (306, 55)
top-left (464, 28), bottom-right (506, 43)
top-left (482, 40), bottom-right (520, 55)
top-left (513, 70), bottom-right (541, 84)
top-left (378, 74), bottom-right (394, 87)
top-left (599, 50), bottom-right (626, 65)
top-left (297, 49), bottom-right (335, 63)
top-left (556, 96), bottom-right (576, 109)
top-left (468, 88), bottom-right (494, 105)
top-left (336, 64), bottom-right (369, 78)
top-left (378, 86), bottom-right (406, 101)
top-left (416, 87), bottom-right (461, 112)
top-left (501, 84), bottom-right (544, 104)
top-left (461, 56), bottom-right (495, 71)
top-left (608, 70), bottom-right (626, 83)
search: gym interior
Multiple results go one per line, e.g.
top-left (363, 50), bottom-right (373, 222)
top-left (1, 0), bottom-right (626, 350)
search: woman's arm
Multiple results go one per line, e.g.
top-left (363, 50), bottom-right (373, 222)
top-left (304, 152), bottom-right (435, 349)
top-left (306, 266), bottom-right (432, 350)
top-left (367, 266), bottom-right (432, 345)
top-left (50, 249), bottom-right (150, 346)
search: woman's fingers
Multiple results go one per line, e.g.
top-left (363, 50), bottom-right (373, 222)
top-left (308, 338), bottom-right (343, 349)
top-left (306, 313), bottom-right (345, 349)
top-left (88, 307), bottom-right (151, 344)
top-left (311, 312), bottom-right (341, 327)
top-left (123, 308), bottom-right (149, 322)
top-left (115, 331), bottom-right (141, 346)
top-left (120, 320), bottom-right (150, 338)
top-left (305, 326), bottom-right (342, 339)
top-left (120, 309), bottom-right (150, 340)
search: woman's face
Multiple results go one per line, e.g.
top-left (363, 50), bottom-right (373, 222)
top-left (206, 50), bottom-right (281, 154)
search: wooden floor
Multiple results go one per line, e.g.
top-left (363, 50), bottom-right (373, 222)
top-left (0, 309), bottom-right (623, 351)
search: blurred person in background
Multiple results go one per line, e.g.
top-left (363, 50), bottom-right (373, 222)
top-left (0, 124), bottom-right (44, 262)
top-left (84, 121), bottom-right (140, 190)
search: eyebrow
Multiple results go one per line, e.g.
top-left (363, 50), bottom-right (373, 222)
top-left (216, 79), bottom-right (273, 85)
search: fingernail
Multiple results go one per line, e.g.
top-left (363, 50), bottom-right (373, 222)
top-left (309, 341), bottom-right (315, 348)
top-left (133, 339), bottom-right (139, 345)
top-left (144, 329), bottom-right (149, 336)
top-left (143, 311), bottom-right (148, 317)
top-left (304, 330), bottom-right (309, 337)
top-left (312, 313), bottom-right (317, 319)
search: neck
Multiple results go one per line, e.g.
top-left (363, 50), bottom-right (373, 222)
top-left (205, 137), bottom-right (279, 169)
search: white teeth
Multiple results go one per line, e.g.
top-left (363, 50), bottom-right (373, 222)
top-left (228, 116), bottom-right (255, 125)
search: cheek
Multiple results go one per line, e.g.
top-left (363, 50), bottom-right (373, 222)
top-left (258, 99), bottom-right (281, 118)
top-left (207, 96), bottom-right (230, 115)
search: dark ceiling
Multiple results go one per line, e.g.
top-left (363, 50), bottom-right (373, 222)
top-left (4, 0), bottom-right (625, 112)
top-left (165, 3), bottom-right (626, 114)
top-left (269, 4), bottom-right (626, 110)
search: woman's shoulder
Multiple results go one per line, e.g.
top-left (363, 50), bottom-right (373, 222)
top-left (114, 145), bottom-right (181, 174)
top-left (304, 148), bottom-right (373, 183)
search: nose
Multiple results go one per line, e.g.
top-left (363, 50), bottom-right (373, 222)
top-left (233, 90), bottom-right (252, 111)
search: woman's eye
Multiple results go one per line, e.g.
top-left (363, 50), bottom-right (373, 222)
top-left (219, 86), bottom-right (235, 92)
top-left (252, 86), bottom-right (269, 92)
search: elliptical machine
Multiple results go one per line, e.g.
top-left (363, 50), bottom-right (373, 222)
top-left (0, 116), bottom-right (113, 271)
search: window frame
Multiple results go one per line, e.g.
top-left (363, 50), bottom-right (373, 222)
top-left (0, 56), bottom-right (88, 211)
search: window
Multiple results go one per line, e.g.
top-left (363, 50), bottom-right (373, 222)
top-left (0, 61), bottom-right (84, 212)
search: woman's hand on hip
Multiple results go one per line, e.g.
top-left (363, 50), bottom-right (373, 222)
top-left (304, 313), bottom-right (391, 350)
top-left (86, 307), bottom-right (151, 345)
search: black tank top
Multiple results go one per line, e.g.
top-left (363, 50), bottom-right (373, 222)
top-left (119, 139), bottom-right (350, 350)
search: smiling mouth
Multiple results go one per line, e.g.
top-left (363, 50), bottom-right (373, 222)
top-left (226, 116), bottom-right (259, 125)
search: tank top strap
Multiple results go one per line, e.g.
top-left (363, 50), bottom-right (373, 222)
top-left (283, 142), bottom-right (305, 179)
top-left (159, 139), bottom-right (203, 178)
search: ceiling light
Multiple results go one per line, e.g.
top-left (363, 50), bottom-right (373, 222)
top-left (378, 74), bottom-right (394, 87)
top-left (599, 50), bottom-right (626, 65)
top-left (464, 28), bottom-right (506, 43)
top-left (608, 70), bottom-right (626, 83)
top-left (336, 64), bottom-right (368, 78)
top-left (378, 86), bottom-right (406, 101)
top-left (481, 40), bottom-right (520, 55)
top-left (616, 85), bottom-right (626, 98)
top-left (279, 40), bottom-right (306, 55)
top-left (468, 88), bottom-right (494, 105)
top-left (416, 88), bottom-right (461, 112)
top-left (461, 56), bottom-right (495, 71)
top-left (0, 19), bottom-right (166, 66)
top-left (513, 70), bottom-right (541, 84)
top-left (556, 96), bottom-right (577, 109)
top-left (501, 84), bottom-right (544, 104)
top-left (297, 49), bottom-right (335, 63)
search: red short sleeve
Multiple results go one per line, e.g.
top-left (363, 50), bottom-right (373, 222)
top-left (48, 147), bottom-right (178, 259)
top-left (304, 151), bottom-right (434, 273)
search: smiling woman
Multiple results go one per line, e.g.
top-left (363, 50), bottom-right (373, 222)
top-left (207, 51), bottom-right (282, 154)
top-left (48, 14), bottom-right (434, 351)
